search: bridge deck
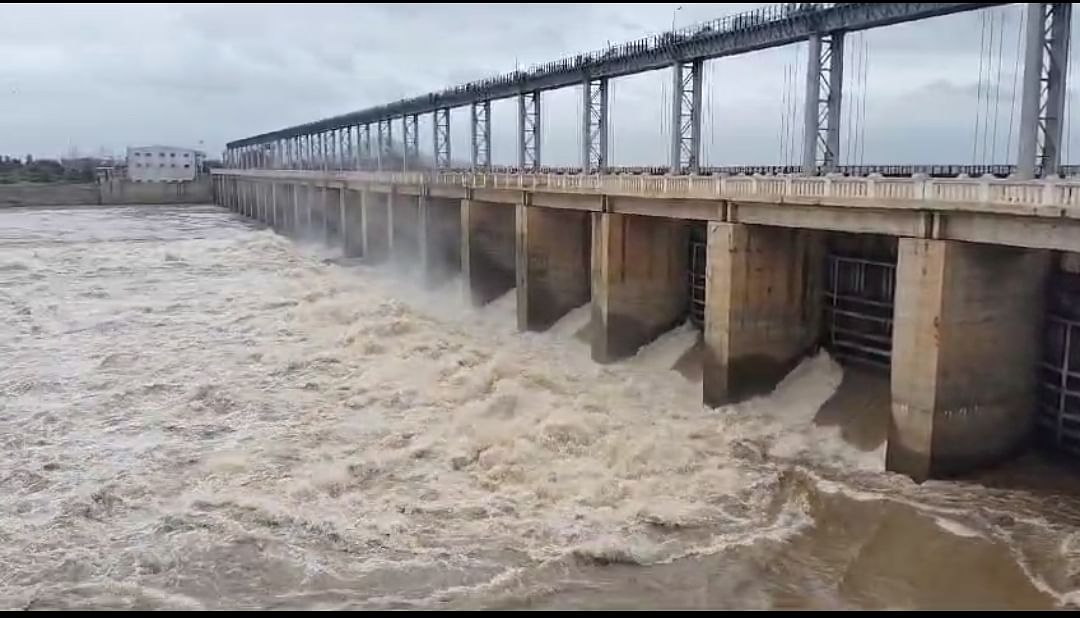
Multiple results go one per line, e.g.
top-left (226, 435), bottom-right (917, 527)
top-left (214, 169), bottom-right (1080, 252)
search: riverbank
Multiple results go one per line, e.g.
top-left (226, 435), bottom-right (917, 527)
top-left (0, 178), bottom-right (211, 207)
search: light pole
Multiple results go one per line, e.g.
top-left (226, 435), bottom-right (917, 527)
top-left (671, 5), bottom-right (683, 32)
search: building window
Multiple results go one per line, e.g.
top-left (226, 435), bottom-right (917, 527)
top-left (159, 153), bottom-right (165, 157)
top-left (170, 153), bottom-right (175, 157)
top-left (183, 153), bottom-right (190, 158)
top-left (160, 163), bottom-right (165, 167)
top-left (183, 164), bottom-right (190, 168)
top-left (171, 163), bottom-right (176, 167)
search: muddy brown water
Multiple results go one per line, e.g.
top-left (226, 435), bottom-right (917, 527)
top-left (1, 205), bottom-right (1078, 610)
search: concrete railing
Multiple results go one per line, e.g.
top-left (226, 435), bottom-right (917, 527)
top-left (215, 169), bottom-right (1080, 211)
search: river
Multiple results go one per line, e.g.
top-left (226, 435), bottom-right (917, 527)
top-left (2, 204), bottom-right (1079, 609)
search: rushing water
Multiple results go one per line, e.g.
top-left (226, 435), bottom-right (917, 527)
top-left (3, 204), bottom-right (1080, 610)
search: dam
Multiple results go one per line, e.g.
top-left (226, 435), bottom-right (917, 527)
top-left (213, 168), bottom-right (1080, 482)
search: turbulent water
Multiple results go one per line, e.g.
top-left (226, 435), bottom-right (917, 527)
top-left (3, 204), bottom-right (1080, 610)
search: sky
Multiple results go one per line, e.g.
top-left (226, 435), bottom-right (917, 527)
top-left (0, 3), bottom-right (1074, 166)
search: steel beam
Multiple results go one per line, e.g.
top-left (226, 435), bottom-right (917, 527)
top-left (377, 119), bottom-right (392, 170)
top-left (1018, 3), bottom-right (1072, 178)
top-left (670, 59), bottom-right (703, 174)
top-left (582, 77), bottom-right (609, 173)
top-left (362, 124), bottom-right (372, 169)
top-left (519, 90), bottom-right (541, 171)
top-left (320, 132), bottom-right (328, 171)
top-left (470, 100), bottom-right (491, 169)
top-left (345, 125), bottom-right (354, 170)
top-left (803, 31), bottom-right (844, 174)
top-left (403, 113), bottom-right (419, 170)
top-left (433, 107), bottom-right (451, 169)
top-left (229, 3), bottom-right (1001, 149)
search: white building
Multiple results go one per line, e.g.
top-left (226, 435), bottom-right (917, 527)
top-left (126, 146), bottom-right (203, 182)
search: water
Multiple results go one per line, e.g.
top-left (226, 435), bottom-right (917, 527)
top-left (2, 204), bottom-right (1080, 609)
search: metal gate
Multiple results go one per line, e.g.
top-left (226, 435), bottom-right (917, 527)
top-left (824, 254), bottom-right (896, 369)
top-left (1038, 272), bottom-right (1080, 455)
top-left (688, 224), bottom-right (707, 329)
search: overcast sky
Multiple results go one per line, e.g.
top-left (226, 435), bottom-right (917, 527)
top-left (0, 3), bottom-right (1073, 166)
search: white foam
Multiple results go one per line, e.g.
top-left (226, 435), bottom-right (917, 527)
top-left (547, 303), bottom-right (591, 340)
top-left (6, 207), bottom-right (1075, 609)
top-left (627, 321), bottom-right (700, 372)
top-left (932, 516), bottom-right (983, 539)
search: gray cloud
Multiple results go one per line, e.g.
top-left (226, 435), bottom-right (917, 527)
top-left (0, 3), bottom-right (1065, 166)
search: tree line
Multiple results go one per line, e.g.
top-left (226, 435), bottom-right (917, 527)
top-left (0, 154), bottom-right (223, 184)
top-left (0, 155), bottom-right (97, 184)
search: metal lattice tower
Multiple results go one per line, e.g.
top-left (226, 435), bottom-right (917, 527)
top-left (350, 125), bottom-right (359, 169)
top-left (670, 59), bottom-right (703, 174)
top-left (402, 114), bottom-right (419, 170)
top-left (361, 124), bottom-right (372, 169)
top-left (330, 130), bottom-right (337, 169)
top-left (337, 128), bottom-right (346, 169)
top-left (336, 128), bottom-right (344, 169)
top-left (470, 100), bottom-right (491, 169)
top-left (340, 128), bottom-right (347, 169)
top-left (803, 32), bottom-right (845, 174)
top-left (376, 119), bottom-right (391, 170)
top-left (325, 130), bottom-right (333, 169)
top-left (582, 77), bottom-right (609, 173)
top-left (1018, 3), bottom-right (1072, 178)
top-left (519, 91), bottom-right (541, 171)
top-left (345, 125), bottom-right (354, 170)
top-left (433, 107), bottom-right (451, 169)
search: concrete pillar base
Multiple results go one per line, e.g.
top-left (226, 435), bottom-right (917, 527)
top-left (461, 199), bottom-right (516, 306)
top-left (308, 187), bottom-right (326, 239)
top-left (256, 183), bottom-right (266, 222)
top-left (343, 189), bottom-right (364, 257)
top-left (517, 205), bottom-right (591, 332)
top-left (271, 183), bottom-right (281, 230)
top-left (324, 187), bottom-right (342, 245)
top-left (420, 196), bottom-right (462, 286)
top-left (703, 223), bottom-right (824, 406)
top-left (591, 212), bottom-right (689, 363)
top-left (361, 191), bottom-right (390, 264)
top-left (390, 193), bottom-right (421, 270)
top-left (888, 238), bottom-right (1051, 481)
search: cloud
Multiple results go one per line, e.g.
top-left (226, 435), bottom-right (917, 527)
top-left (0, 3), bottom-right (1061, 166)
